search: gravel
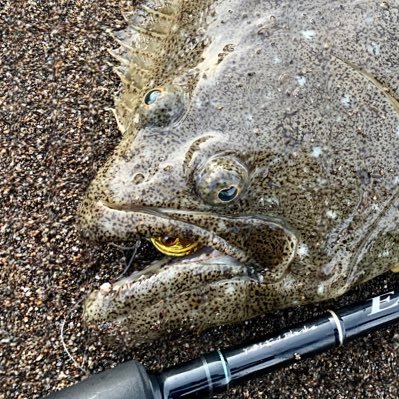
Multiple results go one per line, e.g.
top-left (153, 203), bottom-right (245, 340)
top-left (1, 1), bottom-right (398, 398)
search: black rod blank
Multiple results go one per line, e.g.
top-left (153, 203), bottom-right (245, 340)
top-left (157, 290), bottom-right (399, 398)
top-left (45, 290), bottom-right (399, 399)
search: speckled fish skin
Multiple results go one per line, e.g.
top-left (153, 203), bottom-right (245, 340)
top-left (78, 0), bottom-right (399, 343)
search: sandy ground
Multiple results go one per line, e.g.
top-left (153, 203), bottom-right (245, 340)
top-left (1, 1), bottom-right (398, 398)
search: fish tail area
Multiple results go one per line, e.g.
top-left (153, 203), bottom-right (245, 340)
top-left (109, 0), bottom-right (213, 133)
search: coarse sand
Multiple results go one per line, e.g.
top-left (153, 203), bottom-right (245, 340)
top-left (1, 1), bottom-right (398, 398)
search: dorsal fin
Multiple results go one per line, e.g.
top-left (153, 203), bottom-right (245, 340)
top-left (109, 0), bottom-right (213, 133)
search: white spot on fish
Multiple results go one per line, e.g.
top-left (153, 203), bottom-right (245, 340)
top-left (273, 55), bottom-right (282, 64)
top-left (296, 75), bottom-right (307, 87)
top-left (367, 41), bottom-right (380, 57)
top-left (326, 210), bottom-right (338, 219)
top-left (396, 125), bottom-right (399, 137)
top-left (372, 203), bottom-right (380, 211)
top-left (364, 15), bottom-right (374, 24)
top-left (301, 30), bottom-right (316, 39)
top-left (244, 113), bottom-right (253, 127)
top-left (100, 282), bottom-right (111, 293)
top-left (264, 196), bottom-right (280, 207)
top-left (297, 243), bottom-right (309, 258)
top-left (317, 284), bottom-right (325, 296)
top-left (317, 177), bottom-right (328, 186)
top-left (311, 147), bottom-right (322, 157)
top-left (379, 250), bottom-right (391, 258)
top-left (224, 285), bottom-right (237, 295)
top-left (341, 94), bottom-right (351, 107)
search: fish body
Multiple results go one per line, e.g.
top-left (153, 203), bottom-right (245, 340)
top-left (78, 0), bottom-right (399, 343)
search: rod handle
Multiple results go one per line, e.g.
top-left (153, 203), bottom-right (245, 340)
top-left (44, 360), bottom-right (158, 399)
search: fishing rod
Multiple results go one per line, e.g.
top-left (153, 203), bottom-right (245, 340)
top-left (45, 289), bottom-right (399, 399)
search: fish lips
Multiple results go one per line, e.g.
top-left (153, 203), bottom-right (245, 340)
top-left (78, 200), bottom-right (298, 282)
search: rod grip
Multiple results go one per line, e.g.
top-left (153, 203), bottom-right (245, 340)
top-left (44, 360), bottom-right (157, 399)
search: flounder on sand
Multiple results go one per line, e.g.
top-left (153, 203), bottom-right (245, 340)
top-left (78, 0), bottom-right (399, 344)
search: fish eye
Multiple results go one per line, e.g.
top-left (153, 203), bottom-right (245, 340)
top-left (218, 185), bottom-right (238, 202)
top-left (195, 155), bottom-right (249, 206)
top-left (144, 89), bottom-right (162, 105)
top-left (139, 84), bottom-right (188, 128)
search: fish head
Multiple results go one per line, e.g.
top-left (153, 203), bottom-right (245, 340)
top-left (78, 73), bottom-right (299, 282)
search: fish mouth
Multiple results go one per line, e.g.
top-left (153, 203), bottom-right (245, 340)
top-left (80, 200), bottom-right (299, 340)
top-left (82, 244), bottom-right (258, 343)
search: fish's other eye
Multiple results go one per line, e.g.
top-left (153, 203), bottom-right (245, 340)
top-left (144, 89), bottom-right (162, 105)
top-left (139, 84), bottom-right (188, 128)
top-left (195, 155), bottom-right (249, 206)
